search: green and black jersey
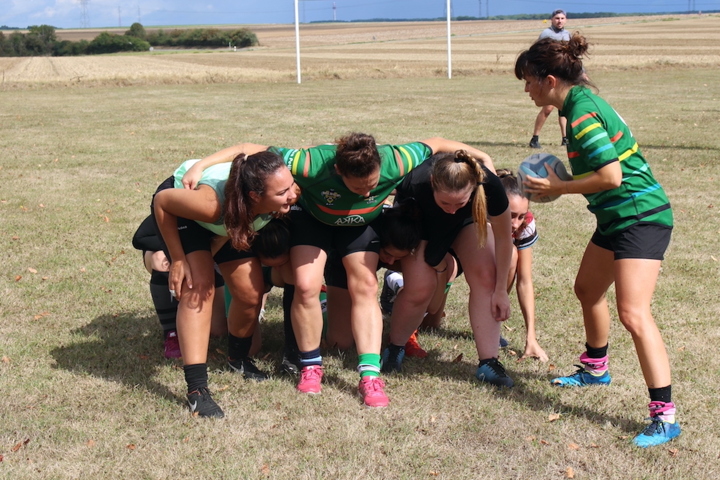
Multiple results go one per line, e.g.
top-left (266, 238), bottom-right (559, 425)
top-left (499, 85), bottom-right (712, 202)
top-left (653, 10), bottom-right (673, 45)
top-left (562, 86), bottom-right (672, 236)
top-left (269, 142), bottom-right (432, 226)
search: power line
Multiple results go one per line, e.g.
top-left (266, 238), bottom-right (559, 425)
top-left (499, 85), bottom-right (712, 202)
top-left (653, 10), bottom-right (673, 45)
top-left (78, 0), bottom-right (90, 28)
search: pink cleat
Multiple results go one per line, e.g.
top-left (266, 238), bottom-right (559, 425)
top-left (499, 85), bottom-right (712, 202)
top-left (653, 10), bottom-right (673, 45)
top-left (163, 330), bottom-right (181, 359)
top-left (297, 365), bottom-right (323, 394)
top-left (358, 376), bottom-right (389, 408)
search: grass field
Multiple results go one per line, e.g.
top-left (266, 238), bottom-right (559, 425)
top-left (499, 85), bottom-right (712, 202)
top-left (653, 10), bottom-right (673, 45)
top-left (1, 14), bottom-right (720, 479)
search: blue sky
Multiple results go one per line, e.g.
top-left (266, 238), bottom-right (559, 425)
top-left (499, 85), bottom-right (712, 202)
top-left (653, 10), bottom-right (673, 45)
top-left (0, 0), bottom-right (710, 29)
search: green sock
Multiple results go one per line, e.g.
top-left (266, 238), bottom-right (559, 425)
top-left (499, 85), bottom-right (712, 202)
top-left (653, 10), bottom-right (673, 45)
top-left (357, 353), bottom-right (381, 378)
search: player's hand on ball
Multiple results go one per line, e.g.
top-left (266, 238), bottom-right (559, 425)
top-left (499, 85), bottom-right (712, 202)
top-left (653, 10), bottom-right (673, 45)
top-left (524, 168), bottom-right (564, 199)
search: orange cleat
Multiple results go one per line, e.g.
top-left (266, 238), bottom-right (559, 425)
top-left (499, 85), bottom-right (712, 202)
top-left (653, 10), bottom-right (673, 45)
top-left (404, 331), bottom-right (427, 358)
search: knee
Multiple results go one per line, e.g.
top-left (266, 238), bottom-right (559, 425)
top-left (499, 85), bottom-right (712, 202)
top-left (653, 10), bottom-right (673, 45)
top-left (574, 278), bottom-right (602, 305)
top-left (294, 278), bottom-right (322, 305)
top-left (347, 272), bottom-right (378, 300)
top-left (226, 284), bottom-right (262, 312)
top-left (617, 305), bottom-right (653, 336)
top-left (465, 267), bottom-right (496, 293)
top-left (183, 275), bottom-right (216, 305)
top-left (398, 278), bottom-right (434, 306)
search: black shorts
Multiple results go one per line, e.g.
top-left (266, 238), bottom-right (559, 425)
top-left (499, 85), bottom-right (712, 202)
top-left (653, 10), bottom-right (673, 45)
top-left (423, 217), bottom-right (474, 267)
top-left (289, 206), bottom-right (381, 257)
top-left (591, 223), bottom-right (672, 261)
top-left (261, 266), bottom-right (275, 293)
top-left (150, 177), bottom-right (256, 265)
top-left (324, 251), bottom-right (349, 289)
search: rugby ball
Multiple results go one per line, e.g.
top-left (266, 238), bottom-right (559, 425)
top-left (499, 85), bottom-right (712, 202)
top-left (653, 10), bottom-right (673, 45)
top-left (517, 153), bottom-right (572, 203)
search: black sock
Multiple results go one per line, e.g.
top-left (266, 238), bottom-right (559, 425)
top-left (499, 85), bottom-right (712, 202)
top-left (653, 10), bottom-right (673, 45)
top-left (228, 333), bottom-right (253, 362)
top-left (283, 285), bottom-right (299, 355)
top-left (649, 385), bottom-right (672, 403)
top-left (585, 343), bottom-right (608, 359)
top-left (149, 270), bottom-right (178, 333)
top-left (299, 348), bottom-right (322, 368)
top-left (183, 363), bottom-right (208, 393)
top-left (388, 343), bottom-right (405, 357)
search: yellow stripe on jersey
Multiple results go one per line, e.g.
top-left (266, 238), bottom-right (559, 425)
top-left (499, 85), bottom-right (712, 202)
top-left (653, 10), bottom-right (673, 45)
top-left (396, 146), bottom-right (416, 173)
top-left (618, 142), bottom-right (639, 162)
top-left (289, 150), bottom-right (302, 176)
top-left (575, 122), bottom-right (602, 140)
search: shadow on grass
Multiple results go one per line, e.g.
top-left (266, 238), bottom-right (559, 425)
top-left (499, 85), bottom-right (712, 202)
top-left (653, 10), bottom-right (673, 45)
top-left (507, 369), bottom-right (645, 435)
top-left (50, 310), bottom-right (187, 404)
top-left (48, 308), bottom-right (305, 406)
top-left (394, 334), bottom-right (644, 436)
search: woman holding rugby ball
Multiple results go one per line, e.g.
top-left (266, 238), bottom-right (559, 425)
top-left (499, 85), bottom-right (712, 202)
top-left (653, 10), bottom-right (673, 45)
top-left (515, 34), bottom-right (680, 447)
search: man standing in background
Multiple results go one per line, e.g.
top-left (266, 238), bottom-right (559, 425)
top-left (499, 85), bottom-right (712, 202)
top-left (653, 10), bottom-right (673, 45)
top-left (528, 9), bottom-right (571, 149)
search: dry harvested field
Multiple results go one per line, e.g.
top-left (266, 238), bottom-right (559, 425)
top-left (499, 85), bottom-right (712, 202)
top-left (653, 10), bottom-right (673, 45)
top-left (1, 14), bottom-right (719, 88)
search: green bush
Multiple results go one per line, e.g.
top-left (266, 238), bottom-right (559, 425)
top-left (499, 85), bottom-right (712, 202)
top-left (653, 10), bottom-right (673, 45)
top-left (125, 22), bottom-right (147, 40)
top-left (0, 32), bottom-right (9, 56)
top-left (7, 31), bottom-right (27, 56)
top-left (53, 39), bottom-right (89, 56)
top-left (0, 22), bottom-right (257, 56)
top-left (87, 32), bottom-right (150, 54)
top-left (25, 25), bottom-right (57, 55)
top-left (145, 29), bottom-right (170, 45)
top-left (145, 27), bottom-right (259, 48)
top-left (0, 25), bottom-right (58, 56)
top-left (228, 28), bottom-right (258, 48)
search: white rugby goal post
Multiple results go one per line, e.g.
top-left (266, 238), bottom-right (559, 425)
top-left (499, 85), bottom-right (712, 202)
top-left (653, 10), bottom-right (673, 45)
top-left (293, 0), bottom-right (455, 84)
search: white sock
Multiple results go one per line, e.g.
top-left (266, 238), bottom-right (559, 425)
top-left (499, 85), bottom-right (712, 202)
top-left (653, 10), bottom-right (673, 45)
top-left (385, 272), bottom-right (404, 293)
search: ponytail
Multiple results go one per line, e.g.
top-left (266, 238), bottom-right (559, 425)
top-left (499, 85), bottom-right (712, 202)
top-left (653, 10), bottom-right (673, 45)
top-left (430, 150), bottom-right (488, 247)
top-left (496, 168), bottom-right (523, 198)
top-left (224, 151), bottom-right (286, 251)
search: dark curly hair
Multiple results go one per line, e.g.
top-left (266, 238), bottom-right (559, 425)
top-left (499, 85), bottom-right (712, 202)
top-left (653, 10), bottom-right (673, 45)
top-left (377, 198), bottom-right (422, 253)
top-left (335, 132), bottom-right (381, 178)
top-left (515, 33), bottom-right (596, 90)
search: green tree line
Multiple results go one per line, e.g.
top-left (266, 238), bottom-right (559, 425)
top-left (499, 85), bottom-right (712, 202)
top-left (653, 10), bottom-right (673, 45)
top-left (0, 23), bottom-right (258, 56)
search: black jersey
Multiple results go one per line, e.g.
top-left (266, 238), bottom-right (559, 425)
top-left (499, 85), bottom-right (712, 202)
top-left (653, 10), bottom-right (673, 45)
top-left (396, 159), bottom-right (508, 267)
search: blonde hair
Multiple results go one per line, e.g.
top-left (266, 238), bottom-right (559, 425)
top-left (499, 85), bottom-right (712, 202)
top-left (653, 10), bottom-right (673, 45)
top-left (430, 150), bottom-right (488, 247)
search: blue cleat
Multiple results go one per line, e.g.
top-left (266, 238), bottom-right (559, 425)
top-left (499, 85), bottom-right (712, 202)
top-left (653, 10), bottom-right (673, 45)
top-left (475, 358), bottom-right (514, 388)
top-left (633, 417), bottom-right (681, 448)
top-left (381, 346), bottom-right (405, 373)
top-left (551, 365), bottom-right (611, 387)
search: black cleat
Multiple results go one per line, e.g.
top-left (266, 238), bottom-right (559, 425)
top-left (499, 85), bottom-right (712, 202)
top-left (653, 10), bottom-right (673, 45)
top-left (228, 357), bottom-right (269, 381)
top-left (187, 387), bottom-right (225, 418)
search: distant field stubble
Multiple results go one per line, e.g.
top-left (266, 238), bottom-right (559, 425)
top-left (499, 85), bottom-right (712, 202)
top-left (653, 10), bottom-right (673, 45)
top-left (1, 15), bottom-right (719, 88)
